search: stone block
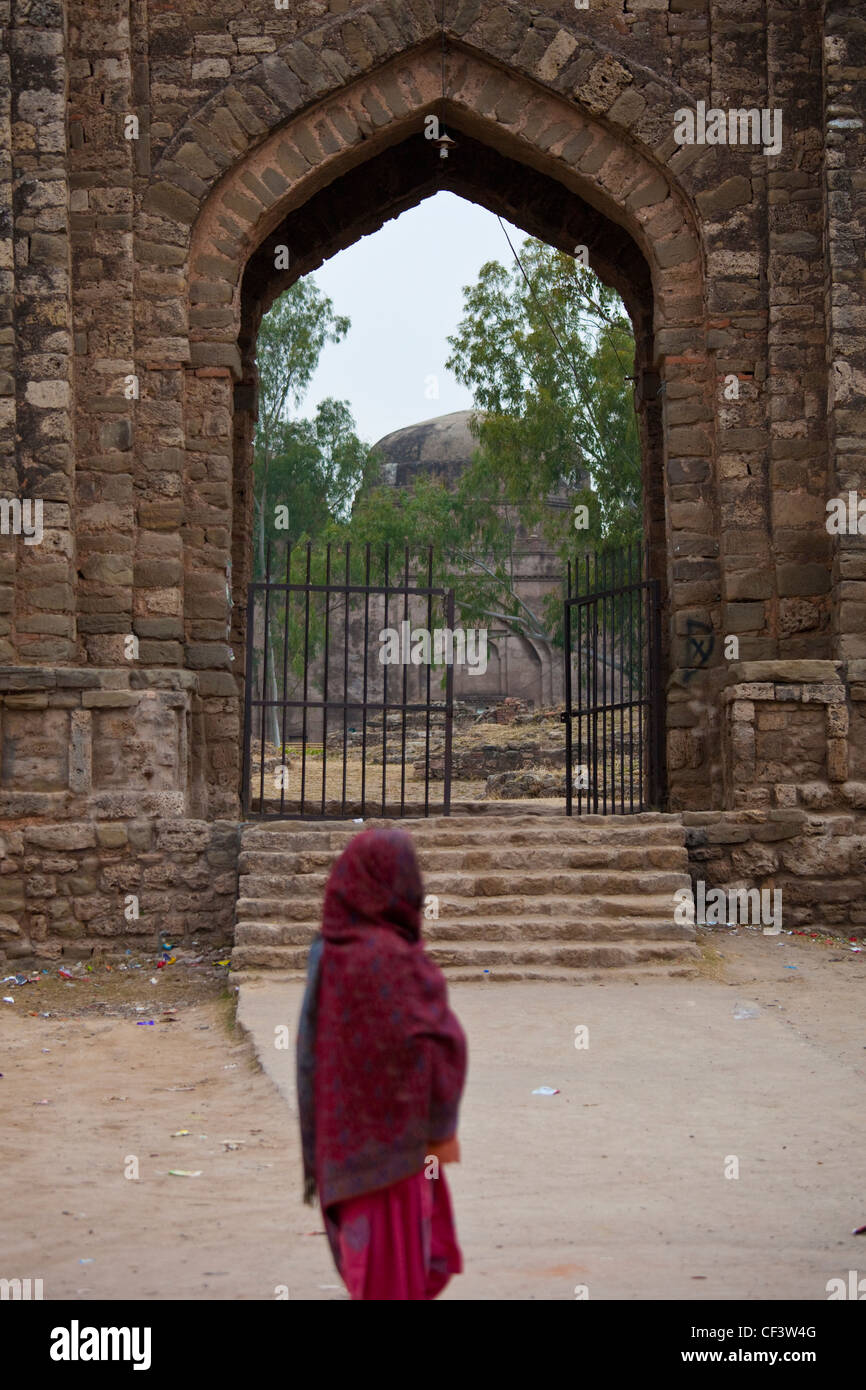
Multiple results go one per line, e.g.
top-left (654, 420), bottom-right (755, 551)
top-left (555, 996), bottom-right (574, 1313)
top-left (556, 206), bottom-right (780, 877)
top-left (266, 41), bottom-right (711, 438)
top-left (827, 738), bottom-right (848, 783)
top-left (82, 691), bottom-right (139, 708)
top-left (724, 602), bottom-right (766, 633)
top-left (801, 683), bottom-right (846, 704)
top-left (196, 671), bottom-right (238, 697)
top-left (751, 822), bottom-right (802, 842)
top-left (137, 641), bottom-right (184, 664)
top-left (193, 59), bottom-right (231, 80)
top-left (776, 563), bottom-right (831, 597)
top-left (696, 176), bottom-right (752, 217)
top-left (705, 824), bottom-right (751, 845)
top-left (155, 821), bottom-right (212, 854)
top-left (798, 782), bottom-right (835, 810)
top-left (780, 836), bottom-right (851, 877)
top-left (726, 571), bottom-right (773, 601)
top-left (24, 823), bottom-right (96, 851)
top-left (96, 824), bottom-right (128, 848)
top-left (126, 821), bottom-right (153, 851)
top-left (773, 784), bottom-right (798, 807)
top-left (3, 694), bottom-right (48, 709)
top-left (731, 842), bottom-right (779, 875)
top-left (723, 682), bottom-right (776, 701)
top-left (729, 661), bottom-right (840, 684)
top-left (827, 704), bottom-right (849, 737)
top-left (0, 912), bottom-right (23, 940)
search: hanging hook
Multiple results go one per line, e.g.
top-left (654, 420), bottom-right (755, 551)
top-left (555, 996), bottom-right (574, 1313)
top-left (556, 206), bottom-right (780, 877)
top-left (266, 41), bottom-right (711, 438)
top-left (435, 0), bottom-right (457, 159)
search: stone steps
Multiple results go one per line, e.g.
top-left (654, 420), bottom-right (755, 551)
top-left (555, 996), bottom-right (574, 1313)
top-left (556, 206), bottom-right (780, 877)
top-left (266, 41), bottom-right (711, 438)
top-left (233, 914), bottom-right (694, 946)
top-left (238, 842), bottom-right (688, 883)
top-left (231, 813), bottom-right (698, 979)
top-left (236, 889), bottom-right (683, 923)
top-left (232, 939), bottom-right (695, 977)
top-left (241, 811), bottom-right (682, 843)
top-left (238, 867), bottom-right (689, 902)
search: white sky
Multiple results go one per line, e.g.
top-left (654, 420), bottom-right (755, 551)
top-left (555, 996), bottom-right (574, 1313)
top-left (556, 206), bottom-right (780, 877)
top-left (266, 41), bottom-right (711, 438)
top-left (296, 191), bottom-right (525, 447)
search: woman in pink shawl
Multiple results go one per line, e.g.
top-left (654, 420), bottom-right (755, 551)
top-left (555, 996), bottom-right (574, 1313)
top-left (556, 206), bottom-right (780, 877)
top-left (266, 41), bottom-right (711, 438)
top-left (296, 827), bottom-right (467, 1301)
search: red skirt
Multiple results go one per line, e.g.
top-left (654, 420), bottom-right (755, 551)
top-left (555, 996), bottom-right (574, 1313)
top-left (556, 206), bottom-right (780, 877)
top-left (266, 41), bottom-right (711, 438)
top-left (327, 1168), bottom-right (462, 1301)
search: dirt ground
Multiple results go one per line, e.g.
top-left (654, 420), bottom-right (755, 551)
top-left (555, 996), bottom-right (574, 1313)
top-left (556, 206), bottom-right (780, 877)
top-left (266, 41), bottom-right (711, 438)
top-left (1, 927), bottom-right (864, 1301)
top-left (251, 709), bottom-right (587, 808)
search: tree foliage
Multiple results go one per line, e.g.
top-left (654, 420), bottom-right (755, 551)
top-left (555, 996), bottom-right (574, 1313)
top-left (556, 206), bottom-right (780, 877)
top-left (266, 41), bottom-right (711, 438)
top-left (253, 279), bottom-right (371, 575)
top-left (445, 237), bottom-right (641, 552)
top-left (345, 238), bottom-right (642, 645)
top-left (250, 241), bottom-right (643, 701)
top-left (251, 279), bottom-right (371, 735)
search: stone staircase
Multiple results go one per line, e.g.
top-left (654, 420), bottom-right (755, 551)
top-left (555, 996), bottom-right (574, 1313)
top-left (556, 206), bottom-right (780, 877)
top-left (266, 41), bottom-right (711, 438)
top-left (231, 813), bottom-right (699, 981)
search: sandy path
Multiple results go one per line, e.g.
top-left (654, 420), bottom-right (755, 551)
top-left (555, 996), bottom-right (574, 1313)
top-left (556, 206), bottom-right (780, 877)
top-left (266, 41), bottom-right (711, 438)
top-left (1, 929), bottom-right (864, 1301)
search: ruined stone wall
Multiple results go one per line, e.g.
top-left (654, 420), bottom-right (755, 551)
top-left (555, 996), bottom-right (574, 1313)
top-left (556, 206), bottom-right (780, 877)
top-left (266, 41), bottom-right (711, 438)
top-left (0, 0), bottom-right (864, 954)
top-left (683, 807), bottom-right (866, 938)
top-left (824, 0), bottom-right (866, 663)
top-left (0, 816), bottom-right (238, 968)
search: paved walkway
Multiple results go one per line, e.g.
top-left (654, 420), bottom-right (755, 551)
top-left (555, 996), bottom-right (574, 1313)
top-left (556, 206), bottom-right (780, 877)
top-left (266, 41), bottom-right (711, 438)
top-left (237, 937), bottom-right (866, 1300)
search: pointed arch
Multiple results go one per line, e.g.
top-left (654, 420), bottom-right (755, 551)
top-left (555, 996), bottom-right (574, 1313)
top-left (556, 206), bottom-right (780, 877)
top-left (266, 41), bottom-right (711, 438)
top-left (132, 20), bottom-right (721, 816)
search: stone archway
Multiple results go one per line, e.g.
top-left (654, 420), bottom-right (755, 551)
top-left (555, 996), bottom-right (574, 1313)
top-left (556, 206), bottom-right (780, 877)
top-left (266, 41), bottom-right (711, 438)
top-left (148, 37), bottom-right (714, 817)
top-left (233, 121), bottom-right (677, 727)
top-left (2, 0), bottom-right (862, 968)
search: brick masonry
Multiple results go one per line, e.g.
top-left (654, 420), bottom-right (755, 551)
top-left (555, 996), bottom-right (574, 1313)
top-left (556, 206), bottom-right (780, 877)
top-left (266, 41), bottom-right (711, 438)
top-left (0, 817), bottom-right (239, 966)
top-left (0, 0), bottom-right (864, 952)
top-left (683, 808), bottom-right (866, 938)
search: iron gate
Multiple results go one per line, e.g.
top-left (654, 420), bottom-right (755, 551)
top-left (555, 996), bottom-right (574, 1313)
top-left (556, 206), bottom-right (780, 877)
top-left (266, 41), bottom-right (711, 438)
top-left (242, 541), bottom-right (454, 820)
top-left (562, 544), bottom-right (664, 815)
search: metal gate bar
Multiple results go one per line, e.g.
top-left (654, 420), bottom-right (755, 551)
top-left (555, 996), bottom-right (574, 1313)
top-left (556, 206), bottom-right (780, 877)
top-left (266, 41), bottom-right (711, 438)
top-left (563, 542), bottom-right (663, 815)
top-left (242, 541), bottom-right (454, 820)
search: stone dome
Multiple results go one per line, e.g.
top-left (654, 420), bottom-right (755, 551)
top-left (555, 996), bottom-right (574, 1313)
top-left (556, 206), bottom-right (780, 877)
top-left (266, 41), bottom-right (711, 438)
top-left (370, 410), bottom-right (483, 489)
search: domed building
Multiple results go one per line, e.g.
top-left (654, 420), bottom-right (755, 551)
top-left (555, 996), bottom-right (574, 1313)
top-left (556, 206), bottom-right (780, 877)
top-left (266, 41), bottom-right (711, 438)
top-left (371, 409), bottom-right (486, 490)
top-left (368, 411), bottom-right (569, 709)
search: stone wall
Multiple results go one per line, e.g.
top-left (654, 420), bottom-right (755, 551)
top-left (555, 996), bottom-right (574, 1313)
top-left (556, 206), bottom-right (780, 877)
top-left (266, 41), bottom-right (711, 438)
top-left (683, 808), bottom-right (866, 938)
top-left (4, 804), bottom-right (861, 970)
top-left (0, 816), bottom-right (238, 967)
top-left (720, 660), bottom-right (852, 810)
top-left (0, 0), bottom-right (864, 942)
top-left (0, 661), bottom-right (245, 818)
top-left (0, 666), bottom-right (194, 818)
top-left (667, 659), bottom-right (866, 815)
top-left (5, 0), bottom-right (859, 817)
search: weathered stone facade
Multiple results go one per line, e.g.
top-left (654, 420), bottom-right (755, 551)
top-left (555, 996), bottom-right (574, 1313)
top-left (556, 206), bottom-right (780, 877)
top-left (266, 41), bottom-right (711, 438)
top-left (1, 0), bottom-right (865, 958)
top-left (0, 813), bottom-right (238, 963)
top-left (684, 807), bottom-right (866, 938)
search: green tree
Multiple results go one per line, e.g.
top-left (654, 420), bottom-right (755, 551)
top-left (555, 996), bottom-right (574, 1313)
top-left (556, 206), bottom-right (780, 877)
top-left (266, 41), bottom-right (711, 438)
top-left (446, 237), bottom-right (641, 553)
top-left (346, 239), bottom-right (642, 648)
top-left (252, 280), bottom-right (371, 742)
top-left (254, 279), bottom-right (371, 577)
top-left (262, 398), bottom-right (372, 554)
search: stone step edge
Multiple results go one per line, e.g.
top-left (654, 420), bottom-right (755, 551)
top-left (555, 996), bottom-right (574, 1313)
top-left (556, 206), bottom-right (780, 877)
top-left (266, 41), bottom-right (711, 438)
top-left (234, 920), bottom-right (696, 939)
top-left (240, 822), bottom-right (686, 845)
top-left (236, 874), bottom-right (690, 900)
top-left (242, 809), bottom-right (683, 828)
top-left (231, 938), bottom-right (698, 960)
top-left (232, 939), bottom-right (706, 973)
top-left (251, 805), bottom-right (683, 818)
top-left (235, 892), bottom-right (690, 917)
top-left (240, 840), bottom-right (687, 856)
top-left (232, 963), bottom-right (702, 985)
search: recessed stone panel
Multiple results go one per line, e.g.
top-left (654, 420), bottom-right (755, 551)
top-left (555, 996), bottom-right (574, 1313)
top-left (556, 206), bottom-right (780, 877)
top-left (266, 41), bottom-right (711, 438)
top-left (1, 709), bottom-right (69, 790)
top-left (91, 694), bottom-right (184, 792)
